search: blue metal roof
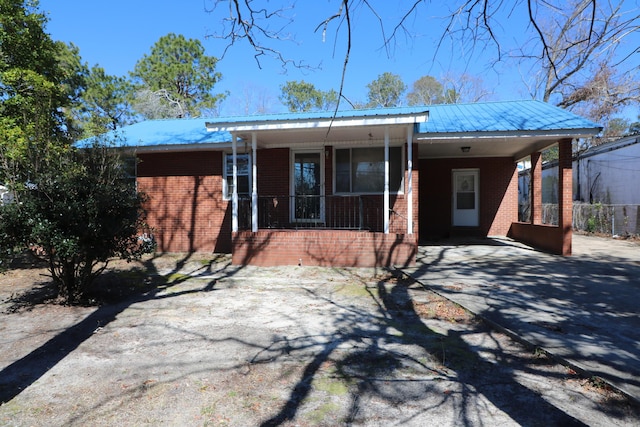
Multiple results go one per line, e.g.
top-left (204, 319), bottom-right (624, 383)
top-left (76, 118), bottom-right (231, 148)
top-left (417, 100), bottom-right (601, 134)
top-left (76, 100), bottom-right (601, 148)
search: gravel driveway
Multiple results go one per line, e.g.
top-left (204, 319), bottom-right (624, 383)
top-left (0, 253), bottom-right (638, 426)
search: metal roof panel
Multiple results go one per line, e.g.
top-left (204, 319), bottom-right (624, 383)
top-left (76, 100), bottom-right (601, 149)
top-left (418, 100), bottom-right (601, 134)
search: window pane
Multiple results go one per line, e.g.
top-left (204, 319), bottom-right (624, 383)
top-left (236, 155), bottom-right (250, 175)
top-left (456, 174), bottom-right (474, 192)
top-left (225, 154), bottom-right (250, 196)
top-left (237, 176), bottom-right (250, 195)
top-left (334, 147), bottom-right (403, 194)
top-left (457, 193), bottom-right (475, 209)
top-left (353, 147), bottom-right (384, 192)
top-left (335, 149), bottom-right (351, 192)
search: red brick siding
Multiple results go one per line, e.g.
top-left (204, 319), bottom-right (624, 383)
top-left (508, 140), bottom-right (573, 256)
top-left (558, 139), bottom-right (573, 255)
top-left (137, 145), bottom-right (419, 262)
top-left (419, 157), bottom-right (517, 239)
top-left (137, 151), bottom-right (231, 253)
top-left (232, 230), bottom-right (417, 267)
top-left (508, 223), bottom-right (564, 254)
top-left (257, 148), bottom-right (289, 195)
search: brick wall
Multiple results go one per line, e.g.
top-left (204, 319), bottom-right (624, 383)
top-left (419, 157), bottom-right (518, 239)
top-left (509, 139), bottom-right (573, 256)
top-left (137, 151), bottom-right (231, 253)
top-left (232, 230), bottom-right (417, 267)
top-left (136, 144), bottom-right (419, 260)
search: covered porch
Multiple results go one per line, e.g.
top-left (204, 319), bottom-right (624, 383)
top-left (207, 109), bottom-right (425, 267)
top-left (202, 102), bottom-right (601, 266)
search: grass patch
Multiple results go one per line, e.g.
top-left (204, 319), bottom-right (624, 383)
top-left (307, 401), bottom-right (342, 424)
top-left (313, 377), bottom-right (349, 396)
top-left (335, 282), bottom-right (378, 298)
top-left (164, 272), bottom-right (192, 284)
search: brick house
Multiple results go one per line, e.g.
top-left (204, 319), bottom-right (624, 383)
top-left (98, 100), bottom-right (601, 267)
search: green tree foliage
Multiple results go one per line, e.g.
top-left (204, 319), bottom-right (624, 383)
top-left (0, 0), bottom-right (72, 184)
top-left (0, 0), bottom-right (58, 75)
top-left (602, 117), bottom-right (630, 139)
top-left (0, 141), bottom-right (152, 304)
top-left (366, 72), bottom-right (406, 108)
top-left (279, 80), bottom-right (337, 112)
top-left (74, 65), bottom-right (134, 138)
top-left (130, 33), bottom-right (226, 118)
top-left (1, 0), bottom-right (152, 304)
top-left (406, 75), bottom-right (445, 106)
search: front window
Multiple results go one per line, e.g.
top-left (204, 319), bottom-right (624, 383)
top-left (224, 153), bottom-right (250, 200)
top-left (335, 147), bottom-right (403, 193)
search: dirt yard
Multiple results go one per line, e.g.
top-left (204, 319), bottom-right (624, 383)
top-left (1, 253), bottom-right (638, 426)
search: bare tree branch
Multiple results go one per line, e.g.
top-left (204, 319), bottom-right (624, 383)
top-left (205, 0), bottom-right (314, 70)
top-left (206, 0), bottom-right (639, 127)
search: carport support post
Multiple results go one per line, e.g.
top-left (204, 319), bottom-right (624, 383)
top-left (384, 127), bottom-right (390, 234)
top-left (558, 138), bottom-right (573, 255)
top-left (251, 132), bottom-right (258, 232)
top-left (530, 152), bottom-right (542, 225)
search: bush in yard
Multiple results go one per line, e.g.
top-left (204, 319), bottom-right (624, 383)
top-left (0, 140), bottom-right (154, 304)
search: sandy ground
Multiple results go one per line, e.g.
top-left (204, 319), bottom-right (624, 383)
top-left (1, 253), bottom-right (639, 426)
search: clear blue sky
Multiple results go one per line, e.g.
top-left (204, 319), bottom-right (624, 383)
top-left (39, 1), bottom-right (639, 118)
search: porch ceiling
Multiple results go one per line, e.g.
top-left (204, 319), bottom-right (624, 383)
top-left (240, 126), bottom-right (576, 161)
top-left (417, 134), bottom-right (567, 160)
top-left (235, 124), bottom-right (412, 148)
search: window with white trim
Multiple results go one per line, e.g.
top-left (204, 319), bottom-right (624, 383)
top-left (223, 153), bottom-right (250, 200)
top-left (335, 146), bottom-right (403, 193)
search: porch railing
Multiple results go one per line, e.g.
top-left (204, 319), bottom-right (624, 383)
top-left (237, 195), bottom-right (387, 231)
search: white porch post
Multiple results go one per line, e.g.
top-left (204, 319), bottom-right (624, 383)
top-left (406, 125), bottom-right (413, 235)
top-left (231, 133), bottom-right (238, 233)
top-left (384, 126), bottom-right (390, 234)
top-left (251, 132), bottom-right (258, 232)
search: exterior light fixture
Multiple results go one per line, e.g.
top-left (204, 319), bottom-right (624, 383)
top-left (461, 146), bottom-right (471, 153)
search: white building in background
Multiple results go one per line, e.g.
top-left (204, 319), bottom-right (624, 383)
top-left (518, 135), bottom-right (640, 235)
top-left (572, 135), bottom-right (640, 236)
top-left (0, 185), bottom-right (14, 205)
top-left (573, 135), bottom-right (640, 204)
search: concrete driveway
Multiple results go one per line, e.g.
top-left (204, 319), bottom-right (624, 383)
top-left (1, 236), bottom-right (639, 426)
top-left (403, 233), bottom-right (640, 402)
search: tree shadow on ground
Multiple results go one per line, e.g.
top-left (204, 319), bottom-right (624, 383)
top-left (410, 237), bottom-right (640, 402)
top-left (258, 269), bottom-right (588, 426)
top-left (0, 252), bottom-right (241, 404)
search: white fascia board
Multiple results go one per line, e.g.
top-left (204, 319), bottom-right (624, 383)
top-left (206, 113), bottom-right (428, 133)
top-left (128, 142), bottom-right (234, 153)
top-left (415, 128), bottom-right (601, 140)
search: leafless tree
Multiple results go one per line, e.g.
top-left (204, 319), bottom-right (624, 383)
top-left (513, 0), bottom-right (640, 123)
top-left (222, 83), bottom-right (276, 115)
top-left (131, 89), bottom-right (185, 119)
top-left (441, 72), bottom-right (493, 103)
top-left (205, 1), bottom-right (639, 118)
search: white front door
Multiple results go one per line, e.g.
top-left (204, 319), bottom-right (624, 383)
top-left (453, 169), bottom-right (479, 227)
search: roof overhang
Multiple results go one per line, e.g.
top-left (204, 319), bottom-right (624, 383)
top-left (206, 112), bottom-right (428, 133)
top-left (416, 128), bottom-right (601, 160)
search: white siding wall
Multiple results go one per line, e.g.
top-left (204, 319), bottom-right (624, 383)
top-left (573, 137), bottom-right (640, 204)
